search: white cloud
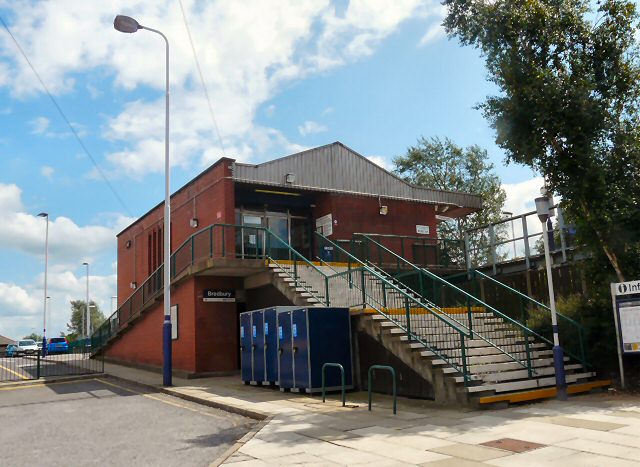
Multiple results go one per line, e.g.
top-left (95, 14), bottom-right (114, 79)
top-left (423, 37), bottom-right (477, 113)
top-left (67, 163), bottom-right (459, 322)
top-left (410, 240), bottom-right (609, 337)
top-left (0, 269), bottom-right (117, 341)
top-left (367, 155), bottom-right (390, 170)
top-left (419, 23), bottom-right (445, 46)
top-left (30, 116), bottom-right (50, 135)
top-left (41, 166), bottom-right (55, 179)
top-left (0, 182), bottom-right (134, 262)
top-left (0, 0), bottom-right (436, 178)
top-left (502, 177), bottom-right (544, 215)
top-left (298, 120), bottom-right (328, 136)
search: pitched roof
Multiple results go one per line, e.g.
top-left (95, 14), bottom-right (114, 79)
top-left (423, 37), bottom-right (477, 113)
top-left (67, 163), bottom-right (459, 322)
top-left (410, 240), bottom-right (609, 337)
top-left (233, 142), bottom-right (482, 216)
top-left (0, 334), bottom-right (15, 346)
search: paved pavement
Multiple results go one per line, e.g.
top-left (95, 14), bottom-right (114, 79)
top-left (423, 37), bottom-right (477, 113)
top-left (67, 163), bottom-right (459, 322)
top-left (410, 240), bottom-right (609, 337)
top-left (0, 378), bottom-right (254, 467)
top-left (104, 362), bottom-right (640, 466)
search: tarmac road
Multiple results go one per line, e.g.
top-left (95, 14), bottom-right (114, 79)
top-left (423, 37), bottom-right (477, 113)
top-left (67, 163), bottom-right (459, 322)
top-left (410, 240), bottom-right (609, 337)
top-left (0, 378), bottom-right (254, 467)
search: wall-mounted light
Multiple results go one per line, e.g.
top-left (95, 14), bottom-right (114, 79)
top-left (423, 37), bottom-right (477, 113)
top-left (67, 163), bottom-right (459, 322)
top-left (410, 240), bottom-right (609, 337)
top-left (285, 173), bottom-right (295, 184)
top-left (379, 206), bottom-right (388, 216)
top-left (125, 240), bottom-right (132, 248)
top-left (190, 218), bottom-right (199, 228)
top-left (129, 281), bottom-right (137, 289)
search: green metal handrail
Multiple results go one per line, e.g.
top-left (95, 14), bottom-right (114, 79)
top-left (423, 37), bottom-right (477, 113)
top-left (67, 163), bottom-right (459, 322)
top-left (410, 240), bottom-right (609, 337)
top-left (321, 363), bottom-right (346, 406)
top-left (355, 234), bottom-right (545, 377)
top-left (451, 269), bottom-right (588, 367)
top-left (368, 365), bottom-right (396, 415)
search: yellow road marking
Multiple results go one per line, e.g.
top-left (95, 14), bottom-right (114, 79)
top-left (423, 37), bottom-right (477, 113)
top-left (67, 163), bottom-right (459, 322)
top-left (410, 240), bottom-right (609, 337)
top-left (0, 378), bottom-right (100, 391)
top-left (0, 363), bottom-right (29, 381)
top-left (97, 378), bottom-right (217, 417)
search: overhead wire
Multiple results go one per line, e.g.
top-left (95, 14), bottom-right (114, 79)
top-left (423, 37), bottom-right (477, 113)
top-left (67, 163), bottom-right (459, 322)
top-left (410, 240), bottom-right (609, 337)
top-left (178, 0), bottom-right (227, 158)
top-left (0, 15), bottom-right (133, 217)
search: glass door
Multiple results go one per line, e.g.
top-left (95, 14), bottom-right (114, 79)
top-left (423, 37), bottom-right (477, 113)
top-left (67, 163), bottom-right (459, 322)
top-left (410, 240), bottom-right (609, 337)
top-left (266, 215), bottom-right (289, 260)
top-left (241, 214), bottom-right (264, 258)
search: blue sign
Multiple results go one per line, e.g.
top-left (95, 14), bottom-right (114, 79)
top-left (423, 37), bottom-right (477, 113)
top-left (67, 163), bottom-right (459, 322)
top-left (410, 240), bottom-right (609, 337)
top-left (278, 326), bottom-right (283, 339)
top-left (293, 323), bottom-right (298, 338)
top-left (264, 322), bottom-right (269, 335)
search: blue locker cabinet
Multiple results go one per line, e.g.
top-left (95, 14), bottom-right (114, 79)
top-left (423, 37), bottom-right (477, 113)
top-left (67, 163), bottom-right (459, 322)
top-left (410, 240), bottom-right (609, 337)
top-left (250, 310), bottom-right (265, 384)
top-left (281, 307), bottom-right (353, 393)
top-left (239, 312), bottom-right (252, 384)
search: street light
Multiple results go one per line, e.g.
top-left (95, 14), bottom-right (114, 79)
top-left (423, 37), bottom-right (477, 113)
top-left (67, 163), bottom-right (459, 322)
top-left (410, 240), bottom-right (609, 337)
top-left (501, 211), bottom-right (517, 258)
top-left (37, 212), bottom-right (49, 357)
top-left (535, 194), bottom-right (567, 400)
top-left (111, 296), bottom-right (118, 314)
top-left (114, 14), bottom-right (172, 386)
top-left (83, 262), bottom-right (90, 342)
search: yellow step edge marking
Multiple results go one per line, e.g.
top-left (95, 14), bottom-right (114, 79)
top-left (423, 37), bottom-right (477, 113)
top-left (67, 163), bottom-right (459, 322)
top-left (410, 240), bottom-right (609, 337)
top-left (267, 259), bottom-right (363, 268)
top-left (479, 380), bottom-right (611, 405)
top-left (359, 307), bottom-right (486, 315)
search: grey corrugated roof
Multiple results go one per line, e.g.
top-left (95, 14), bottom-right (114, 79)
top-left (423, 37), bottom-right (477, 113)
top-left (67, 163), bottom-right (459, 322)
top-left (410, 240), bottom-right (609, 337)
top-left (233, 142), bottom-right (482, 212)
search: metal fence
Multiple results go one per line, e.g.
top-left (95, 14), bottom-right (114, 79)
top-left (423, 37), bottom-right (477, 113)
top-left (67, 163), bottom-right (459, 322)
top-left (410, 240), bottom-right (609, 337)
top-left (0, 344), bottom-right (103, 383)
top-left (465, 205), bottom-right (577, 273)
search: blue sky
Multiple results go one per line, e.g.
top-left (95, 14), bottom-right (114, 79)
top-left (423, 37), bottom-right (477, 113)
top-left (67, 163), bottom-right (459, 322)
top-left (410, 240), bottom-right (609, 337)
top-left (0, 0), bottom-right (540, 340)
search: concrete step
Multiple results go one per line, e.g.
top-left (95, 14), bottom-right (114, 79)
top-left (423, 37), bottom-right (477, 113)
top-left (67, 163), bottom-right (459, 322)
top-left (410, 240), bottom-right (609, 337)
top-left (467, 356), bottom-right (570, 374)
top-left (480, 364), bottom-right (583, 383)
top-left (466, 372), bottom-right (595, 394)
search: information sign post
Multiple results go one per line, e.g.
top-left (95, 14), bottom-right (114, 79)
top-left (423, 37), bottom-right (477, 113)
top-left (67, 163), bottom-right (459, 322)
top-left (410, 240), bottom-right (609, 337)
top-left (610, 280), bottom-right (640, 389)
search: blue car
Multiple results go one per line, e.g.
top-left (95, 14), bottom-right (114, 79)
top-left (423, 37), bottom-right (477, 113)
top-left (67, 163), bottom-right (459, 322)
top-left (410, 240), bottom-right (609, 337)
top-left (5, 344), bottom-right (18, 357)
top-left (47, 337), bottom-right (69, 354)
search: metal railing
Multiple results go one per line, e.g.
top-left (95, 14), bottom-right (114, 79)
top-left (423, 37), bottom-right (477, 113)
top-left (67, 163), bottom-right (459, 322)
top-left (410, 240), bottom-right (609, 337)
top-left (351, 234), bottom-right (554, 380)
top-left (335, 233), bottom-right (466, 270)
top-left (464, 205), bottom-right (577, 273)
top-left (445, 269), bottom-right (588, 367)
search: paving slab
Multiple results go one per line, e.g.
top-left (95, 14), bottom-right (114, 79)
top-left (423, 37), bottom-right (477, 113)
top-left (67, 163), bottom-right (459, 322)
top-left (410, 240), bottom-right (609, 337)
top-left (429, 443), bottom-right (512, 461)
top-left (101, 363), bottom-right (640, 467)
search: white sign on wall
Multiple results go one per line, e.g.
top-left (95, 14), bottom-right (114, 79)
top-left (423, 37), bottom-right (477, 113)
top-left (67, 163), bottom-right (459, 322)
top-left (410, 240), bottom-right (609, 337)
top-left (170, 305), bottom-right (178, 340)
top-left (316, 213), bottom-right (333, 236)
top-left (416, 225), bottom-right (430, 235)
top-left (615, 280), bottom-right (640, 296)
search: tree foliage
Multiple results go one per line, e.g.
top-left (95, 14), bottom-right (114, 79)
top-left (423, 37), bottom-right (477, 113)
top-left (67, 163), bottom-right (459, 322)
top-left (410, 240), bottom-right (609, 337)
top-left (23, 333), bottom-right (42, 342)
top-left (393, 137), bottom-right (508, 265)
top-left (65, 300), bottom-right (105, 340)
top-left (444, 0), bottom-right (640, 281)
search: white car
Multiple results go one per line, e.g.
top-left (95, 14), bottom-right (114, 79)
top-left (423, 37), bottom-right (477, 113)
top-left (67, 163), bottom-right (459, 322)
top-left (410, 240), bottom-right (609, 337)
top-left (16, 339), bottom-right (39, 355)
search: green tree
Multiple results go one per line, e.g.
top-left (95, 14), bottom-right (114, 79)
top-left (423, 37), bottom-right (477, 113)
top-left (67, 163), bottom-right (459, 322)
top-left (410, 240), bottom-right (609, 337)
top-left (443, 0), bottom-right (640, 282)
top-left (393, 137), bottom-right (508, 265)
top-left (65, 300), bottom-right (106, 340)
top-left (23, 333), bottom-right (42, 342)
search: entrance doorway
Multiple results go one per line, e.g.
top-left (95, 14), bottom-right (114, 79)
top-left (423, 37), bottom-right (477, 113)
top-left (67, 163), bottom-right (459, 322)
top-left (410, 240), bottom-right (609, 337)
top-left (236, 208), bottom-right (310, 260)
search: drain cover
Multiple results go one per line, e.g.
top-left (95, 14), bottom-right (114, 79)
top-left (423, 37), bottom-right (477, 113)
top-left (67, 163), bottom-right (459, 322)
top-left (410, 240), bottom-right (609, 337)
top-left (481, 438), bottom-right (546, 453)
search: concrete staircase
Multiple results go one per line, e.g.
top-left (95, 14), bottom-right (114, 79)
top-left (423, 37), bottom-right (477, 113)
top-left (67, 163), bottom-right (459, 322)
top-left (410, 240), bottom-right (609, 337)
top-left (267, 260), bottom-right (605, 407)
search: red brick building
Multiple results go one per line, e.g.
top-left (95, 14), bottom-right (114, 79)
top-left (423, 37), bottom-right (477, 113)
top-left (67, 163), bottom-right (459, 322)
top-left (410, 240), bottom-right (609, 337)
top-left (105, 142), bottom-right (481, 376)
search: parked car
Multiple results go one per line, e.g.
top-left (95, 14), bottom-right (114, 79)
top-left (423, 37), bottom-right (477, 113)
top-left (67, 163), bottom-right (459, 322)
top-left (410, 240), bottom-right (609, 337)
top-left (16, 339), bottom-right (39, 355)
top-left (5, 344), bottom-right (18, 357)
top-left (47, 337), bottom-right (69, 354)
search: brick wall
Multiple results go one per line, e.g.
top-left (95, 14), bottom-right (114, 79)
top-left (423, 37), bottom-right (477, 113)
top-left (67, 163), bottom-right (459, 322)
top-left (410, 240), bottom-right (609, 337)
top-left (116, 158), bottom-right (235, 307)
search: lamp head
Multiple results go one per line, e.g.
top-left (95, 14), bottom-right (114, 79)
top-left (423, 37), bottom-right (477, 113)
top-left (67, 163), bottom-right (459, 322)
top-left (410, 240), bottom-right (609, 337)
top-left (37, 212), bottom-right (48, 218)
top-left (535, 196), bottom-right (550, 223)
top-left (114, 15), bottom-right (141, 33)
top-left (82, 262), bottom-right (89, 266)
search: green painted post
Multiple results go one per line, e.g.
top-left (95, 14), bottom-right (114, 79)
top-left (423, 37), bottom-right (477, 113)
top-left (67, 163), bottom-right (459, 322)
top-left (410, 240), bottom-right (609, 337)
top-left (367, 365), bottom-right (396, 415)
top-left (405, 296), bottom-right (411, 342)
top-left (321, 363), bottom-right (345, 407)
top-left (524, 329), bottom-right (533, 378)
top-left (325, 276), bottom-right (330, 306)
top-left (209, 227), bottom-right (213, 258)
top-left (221, 227), bottom-right (226, 257)
top-left (460, 333), bottom-right (468, 386)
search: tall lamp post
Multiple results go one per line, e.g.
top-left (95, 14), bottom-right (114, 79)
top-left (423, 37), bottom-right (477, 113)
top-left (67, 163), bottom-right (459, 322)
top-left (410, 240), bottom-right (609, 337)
top-left (83, 262), bottom-right (90, 342)
top-left (37, 212), bottom-right (49, 357)
top-left (114, 14), bottom-right (172, 386)
top-left (535, 194), bottom-right (567, 400)
top-left (111, 296), bottom-right (118, 314)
